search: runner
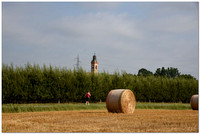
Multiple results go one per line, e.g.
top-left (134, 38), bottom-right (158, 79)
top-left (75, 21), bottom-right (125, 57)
top-left (85, 91), bottom-right (91, 105)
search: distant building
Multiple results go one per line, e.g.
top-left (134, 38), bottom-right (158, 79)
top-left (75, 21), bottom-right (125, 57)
top-left (91, 53), bottom-right (98, 74)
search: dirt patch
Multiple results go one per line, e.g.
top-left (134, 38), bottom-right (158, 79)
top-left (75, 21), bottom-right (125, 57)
top-left (2, 109), bottom-right (198, 132)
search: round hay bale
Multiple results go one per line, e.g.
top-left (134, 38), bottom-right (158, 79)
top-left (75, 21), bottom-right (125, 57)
top-left (190, 95), bottom-right (198, 110)
top-left (106, 89), bottom-right (136, 113)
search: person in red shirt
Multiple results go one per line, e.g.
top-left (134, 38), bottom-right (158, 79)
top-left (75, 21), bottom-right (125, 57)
top-left (85, 91), bottom-right (91, 105)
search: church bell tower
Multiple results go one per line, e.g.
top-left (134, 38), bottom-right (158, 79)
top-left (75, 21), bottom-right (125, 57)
top-left (91, 53), bottom-right (98, 74)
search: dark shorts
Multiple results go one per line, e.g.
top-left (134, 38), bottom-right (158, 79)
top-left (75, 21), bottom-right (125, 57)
top-left (86, 97), bottom-right (89, 101)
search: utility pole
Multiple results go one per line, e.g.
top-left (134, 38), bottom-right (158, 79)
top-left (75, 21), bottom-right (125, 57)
top-left (75, 54), bottom-right (80, 70)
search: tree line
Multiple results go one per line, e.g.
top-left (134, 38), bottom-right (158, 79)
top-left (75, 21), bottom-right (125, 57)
top-left (138, 67), bottom-right (195, 79)
top-left (2, 63), bottom-right (198, 104)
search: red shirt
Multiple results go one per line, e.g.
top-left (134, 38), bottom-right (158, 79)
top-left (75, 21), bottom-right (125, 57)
top-left (86, 93), bottom-right (91, 98)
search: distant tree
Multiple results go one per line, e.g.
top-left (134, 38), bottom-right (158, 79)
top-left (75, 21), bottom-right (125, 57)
top-left (179, 74), bottom-right (196, 80)
top-left (154, 68), bottom-right (161, 76)
top-left (166, 67), bottom-right (180, 78)
top-left (154, 67), bottom-right (180, 78)
top-left (161, 67), bottom-right (167, 76)
top-left (138, 68), bottom-right (153, 77)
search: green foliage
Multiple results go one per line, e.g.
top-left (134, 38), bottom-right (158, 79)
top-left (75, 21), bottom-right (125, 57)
top-left (2, 63), bottom-right (198, 104)
top-left (138, 68), bottom-right (153, 76)
top-left (154, 67), bottom-right (180, 78)
top-left (179, 74), bottom-right (196, 80)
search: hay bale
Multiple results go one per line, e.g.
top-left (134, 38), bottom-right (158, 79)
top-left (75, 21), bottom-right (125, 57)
top-left (106, 89), bottom-right (136, 113)
top-left (190, 95), bottom-right (198, 110)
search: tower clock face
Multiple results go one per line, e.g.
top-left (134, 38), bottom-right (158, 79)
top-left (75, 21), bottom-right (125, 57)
top-left (91, 64), bottom-right (97, 70)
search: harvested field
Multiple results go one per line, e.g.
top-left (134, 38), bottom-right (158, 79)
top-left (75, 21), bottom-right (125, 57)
top-left (2, 109), bottom-right (198, 132)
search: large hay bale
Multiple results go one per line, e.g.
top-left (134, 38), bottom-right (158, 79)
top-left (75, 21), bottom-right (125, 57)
top-left (190, 95), bottom-right (198, 110)
top-left (106, 89), bottom-right (136, 113)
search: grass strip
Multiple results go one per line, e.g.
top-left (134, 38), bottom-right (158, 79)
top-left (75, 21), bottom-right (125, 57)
top-left (136, 102), bottom-right (191, 110)
top-left (2, 103), bottom-right (106, 113)
top-left (2, 102), bottom-right (192, 113)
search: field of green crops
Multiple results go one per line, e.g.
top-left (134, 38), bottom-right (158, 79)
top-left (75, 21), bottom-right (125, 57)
top-left (2, 102), bottom-right (192, 113)
top-left (3, 64), bottom-right (198, 104)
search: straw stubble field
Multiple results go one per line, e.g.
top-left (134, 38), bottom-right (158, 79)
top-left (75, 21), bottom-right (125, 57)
top-left (2, 109), bottom-right (198, 132)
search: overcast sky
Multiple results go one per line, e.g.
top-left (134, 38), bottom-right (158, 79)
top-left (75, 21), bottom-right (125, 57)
top-left (2, 2), bottom-right (199, 78)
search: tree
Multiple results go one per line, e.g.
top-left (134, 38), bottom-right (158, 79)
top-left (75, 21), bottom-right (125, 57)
top-left (138, 68), bottom-right (153, 77)
top-left (154, 67), bottom-right (180, 78)
top-left (154, 68), bottom-right (161, 76)
top-left (179, 74), bottom-right (196, 80)
top-left (166, 67), bottom-right (180, 78)
top-left (2, 63), bottom-right (198, 104)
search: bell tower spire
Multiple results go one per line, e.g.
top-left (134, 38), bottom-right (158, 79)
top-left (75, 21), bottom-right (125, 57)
top-left (91, 53), bottom-right (98, 74)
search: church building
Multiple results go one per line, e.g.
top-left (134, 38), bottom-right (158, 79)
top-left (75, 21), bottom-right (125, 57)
top-left (91, 53), bottom-right (98, 74)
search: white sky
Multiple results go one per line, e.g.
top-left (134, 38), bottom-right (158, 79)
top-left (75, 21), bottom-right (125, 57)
top-left (2, 2), bottom-right (199, 78)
